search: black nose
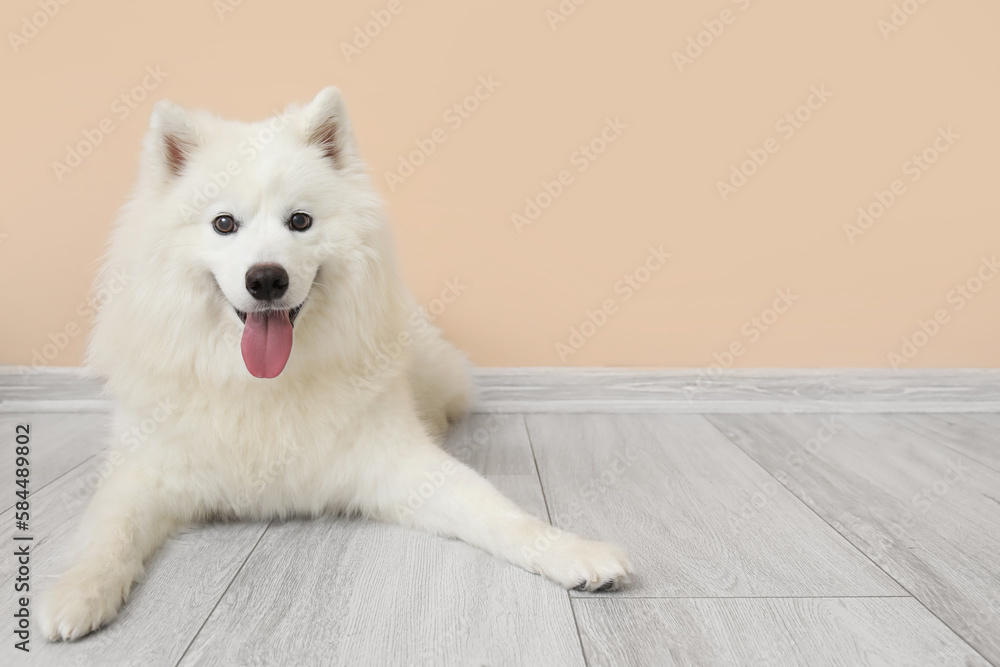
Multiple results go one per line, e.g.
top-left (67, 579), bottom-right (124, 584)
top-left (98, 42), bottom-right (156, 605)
top-left (245, 264), bottom-right (289, 301)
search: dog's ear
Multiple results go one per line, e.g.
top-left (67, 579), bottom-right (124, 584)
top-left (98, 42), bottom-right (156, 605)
top-left (301, 87), bottom-right (358, 170)
top-left (147, 99), bottom-right (199, 178)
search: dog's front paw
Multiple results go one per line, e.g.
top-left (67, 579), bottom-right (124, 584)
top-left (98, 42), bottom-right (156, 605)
top-left (528, 531), bottom-right (633, 592)
top-left (38, 568), bottom-right (131, 641)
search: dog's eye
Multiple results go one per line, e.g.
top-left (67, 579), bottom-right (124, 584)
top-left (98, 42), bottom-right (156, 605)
top-left (289, 212), bottom-right (312, 232)
top-left (213, 215), bottom-right (237, 235)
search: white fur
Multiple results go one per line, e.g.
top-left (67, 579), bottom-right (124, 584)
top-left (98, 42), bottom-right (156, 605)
top-left (38, 88), bottom-right (632, 641)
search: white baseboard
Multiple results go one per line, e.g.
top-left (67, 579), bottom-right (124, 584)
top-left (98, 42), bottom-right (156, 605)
top-left (2, 366), bottom-right (999, 413)
top-left (473, 368), bottom-right (1000, 413)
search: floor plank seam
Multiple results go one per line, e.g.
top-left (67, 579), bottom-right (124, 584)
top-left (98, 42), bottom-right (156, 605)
top-left (570, 595), bottom-right (917, 600)
top-left (9, 400), bottom-right (997, 663)
top-left (522, 415), bottom-right (591, 667)
top-left (520, 416), bottom-right (554, 526)
top-left (893, 419), bottom-right (1000, 476)
top-left (173, 520), bottom-right (274, 667)
top-left (702, 418), bottom-right (997, 666)
top-left (1, 452), bottom-right (98, 515)
top-left (566, 591), bottom-right (590, 667)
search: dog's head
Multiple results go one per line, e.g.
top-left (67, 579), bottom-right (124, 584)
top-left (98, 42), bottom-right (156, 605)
top-left (92, 88), bottom-right (400, 386)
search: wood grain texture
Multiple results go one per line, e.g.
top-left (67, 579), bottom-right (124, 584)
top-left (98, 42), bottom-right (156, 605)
top-left (706, 413), bottom-right (1000, 665)
top-left (0, 457), bottom-right (269, 667)
top-left (5, 367), bottom-right (1000, 413)
top-left (525, 413), bottom-right (903, 597)
top-left (476, 368), bottom-right (1000, 413)
top-left (897, 413), bottom-right (1000, 472)
top-left (178, 475), bottom-right (583, 667)
top-left (0, 367), bottom-right (105, 403)
top-left (4, 391), bottom-right (999, 665)
top-left (573, 597), bottom-right (990, 667)
top-left (0, 399), bottom-right (114, 413)
top-left (440, 411), bottom-right (537, 474)
top-left (0, 412), bottom-right (109, 512)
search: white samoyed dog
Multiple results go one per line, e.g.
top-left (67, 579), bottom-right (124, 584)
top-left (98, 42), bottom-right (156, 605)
top-left (38, 87), bottom-right (632, 641)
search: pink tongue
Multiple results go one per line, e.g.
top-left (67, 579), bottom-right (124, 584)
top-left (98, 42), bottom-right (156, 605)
top-left (241, 311), bottom-right (293, 378)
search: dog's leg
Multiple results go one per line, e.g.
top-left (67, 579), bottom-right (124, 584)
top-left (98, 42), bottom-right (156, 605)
top-left (368, 438), bottom-right (633, 591)
top-left (38, 462), bottom-right (182, 641)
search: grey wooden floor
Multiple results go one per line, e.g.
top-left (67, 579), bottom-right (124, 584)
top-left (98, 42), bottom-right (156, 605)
top-left (2, 370), bottom-right (1000, 666)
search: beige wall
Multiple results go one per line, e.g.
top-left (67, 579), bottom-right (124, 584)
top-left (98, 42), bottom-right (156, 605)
top-left (2, 0), bottom-right (999, 369)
